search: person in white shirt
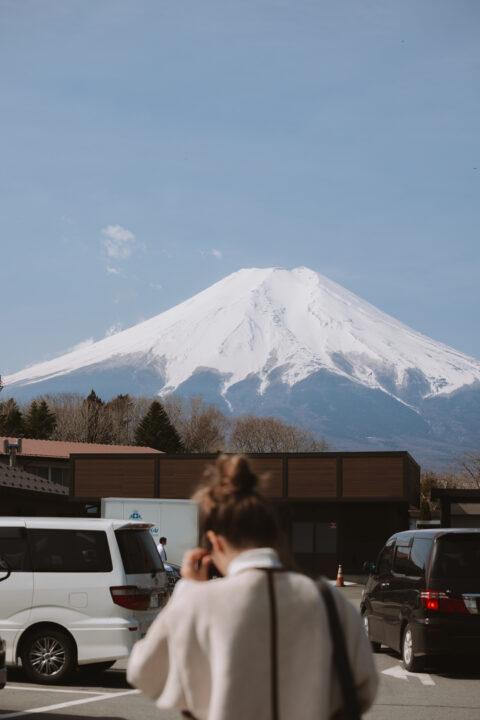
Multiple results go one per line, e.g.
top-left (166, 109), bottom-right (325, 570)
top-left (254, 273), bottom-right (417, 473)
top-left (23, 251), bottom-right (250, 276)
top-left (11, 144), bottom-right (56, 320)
top-left (128, 455), bottom-right (378, 720)
top-left (156, 536), bottom-right (167, 562)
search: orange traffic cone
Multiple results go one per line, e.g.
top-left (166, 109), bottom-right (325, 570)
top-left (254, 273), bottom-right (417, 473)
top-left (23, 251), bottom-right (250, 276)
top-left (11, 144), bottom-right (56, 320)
top-left (335, 563), bottom-right (345, 587)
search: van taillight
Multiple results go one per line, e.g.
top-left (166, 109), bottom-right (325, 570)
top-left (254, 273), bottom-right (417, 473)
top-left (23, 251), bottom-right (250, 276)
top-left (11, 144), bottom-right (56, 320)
top-left (420, 591), bottom-right (468, 614)
top-left (110, 586), bottom-right (151, 611)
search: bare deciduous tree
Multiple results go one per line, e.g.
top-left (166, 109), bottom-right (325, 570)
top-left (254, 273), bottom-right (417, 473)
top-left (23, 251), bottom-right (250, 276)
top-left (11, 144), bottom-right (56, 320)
top-left (459, 454), bottom-right (480, 489)
top-left (229, 415), bottom-right (328, 453)
top-left (164, 396), bottom-right (228, 452)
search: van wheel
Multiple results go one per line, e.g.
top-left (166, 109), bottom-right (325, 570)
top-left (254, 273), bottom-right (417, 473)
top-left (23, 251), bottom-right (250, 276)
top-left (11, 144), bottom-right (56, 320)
top-left (79, 661), bottom-right (116, 673)
top-left (402, 624), bottom-right (424, 672)
top-left (21, 628), bottom-right (75, 684)
top-left (363, 612), bottom-right (381, 653)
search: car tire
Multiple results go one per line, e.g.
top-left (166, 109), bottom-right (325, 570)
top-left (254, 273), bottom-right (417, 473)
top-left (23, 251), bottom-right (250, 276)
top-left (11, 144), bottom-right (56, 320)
top-left (402, 624), bottom-right (425, 672)
top-left (21, 628), bottom-right (76, 684)
top-left (363, 611), bottom-right (381, 653)
top-left (79, 661), bottom-right (116, 673)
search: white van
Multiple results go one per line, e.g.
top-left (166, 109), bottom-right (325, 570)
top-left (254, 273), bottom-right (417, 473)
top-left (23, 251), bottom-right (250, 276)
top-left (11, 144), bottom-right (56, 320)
top-left (0, 517), bottom-right (167, 684)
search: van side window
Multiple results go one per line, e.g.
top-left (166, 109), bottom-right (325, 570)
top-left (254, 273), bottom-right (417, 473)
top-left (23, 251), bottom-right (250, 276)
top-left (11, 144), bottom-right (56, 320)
top-left (409, 538), bottom-right (433, 577)
top-left (393, 545), bottom-right (411, 575)
top-left (28, 530), bottom-right (112, 572)
top-left (0, 527), bottom-right (31, 571)
top-left (376, 542), bottom-right (394, 575)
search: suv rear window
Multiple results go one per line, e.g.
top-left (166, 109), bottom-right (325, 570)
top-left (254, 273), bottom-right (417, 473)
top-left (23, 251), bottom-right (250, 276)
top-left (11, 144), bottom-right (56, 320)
top-left (432, 534), bottom-right (480, 579)
top-left (28, 530), bottom-right (112, 572)
top-left (409, 537), bottom-right (433, 577)
top-left (115, 529), bottom-right (164, 575)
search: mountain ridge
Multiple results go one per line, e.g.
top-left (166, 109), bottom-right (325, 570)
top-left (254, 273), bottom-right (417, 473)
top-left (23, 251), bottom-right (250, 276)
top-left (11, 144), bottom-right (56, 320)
top-left (5, 267), bottom-right (480, 468)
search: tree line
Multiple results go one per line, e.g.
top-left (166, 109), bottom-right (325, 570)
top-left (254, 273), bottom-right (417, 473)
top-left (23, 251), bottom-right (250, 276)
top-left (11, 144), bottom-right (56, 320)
top-left (0, 387), bottom-right (328, 454)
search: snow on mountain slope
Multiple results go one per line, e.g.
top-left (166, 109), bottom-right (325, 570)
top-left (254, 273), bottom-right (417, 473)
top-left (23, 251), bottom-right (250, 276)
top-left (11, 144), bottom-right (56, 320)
top-left (5, 267), bottom-right (480, 403)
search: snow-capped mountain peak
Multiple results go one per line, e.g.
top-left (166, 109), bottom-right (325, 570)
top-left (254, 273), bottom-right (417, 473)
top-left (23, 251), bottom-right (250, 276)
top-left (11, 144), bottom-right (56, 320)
top-left (5, 267), bottom-right (480, 405)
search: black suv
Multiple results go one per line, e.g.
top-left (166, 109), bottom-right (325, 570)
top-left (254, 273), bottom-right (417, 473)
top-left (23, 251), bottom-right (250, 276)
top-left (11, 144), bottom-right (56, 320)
top-left (361, 529), bottom-right (480, 671)
top-left (0, 557), bottom-right (7, 689)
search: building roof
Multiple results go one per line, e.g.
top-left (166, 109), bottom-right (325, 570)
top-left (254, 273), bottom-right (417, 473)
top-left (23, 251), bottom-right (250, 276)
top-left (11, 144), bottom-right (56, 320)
top-left (0, 437), bottom-right (161, 460)
top-left (0, 463), bottom-right (69, 496)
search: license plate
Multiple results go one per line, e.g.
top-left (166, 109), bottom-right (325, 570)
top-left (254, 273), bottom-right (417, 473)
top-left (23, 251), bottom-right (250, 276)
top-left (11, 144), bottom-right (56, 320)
top-left (150, 593), bottom-right (159, 609)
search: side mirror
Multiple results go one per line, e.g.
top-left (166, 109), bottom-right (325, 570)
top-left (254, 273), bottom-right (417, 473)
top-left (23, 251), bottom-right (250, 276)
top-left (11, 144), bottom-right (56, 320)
top-left (0, 557), bottom-right (11, 583)
top-left (362, 560), bottom-right (376, 575)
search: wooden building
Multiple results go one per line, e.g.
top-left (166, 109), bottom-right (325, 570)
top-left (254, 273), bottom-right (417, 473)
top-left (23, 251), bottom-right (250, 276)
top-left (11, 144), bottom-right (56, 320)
top-left (70, 451), bottom-right (420, 576)
top-left (0, 437), bottom-right (161, 490)
top-left (431, 488), bottom-right (480, 529)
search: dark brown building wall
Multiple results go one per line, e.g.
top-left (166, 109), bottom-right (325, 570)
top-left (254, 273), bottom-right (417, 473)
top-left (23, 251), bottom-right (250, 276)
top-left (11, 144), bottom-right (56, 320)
top-left (342, 456), bottom-right (404, 498)
top-left (247, 458), bottom-right (283, 498)
top-left (73, 457), bottom-right (156, 498)
top-left (71, 451), bottom-right (418, 506)
top-left (159, 458), bottom-right (209, 499)
top-left (406, 456), bottom-right (421, 507)
top-left (158, 456), bottom-right (284, 499)
top-left (287, 457), bottom-right (337, 498)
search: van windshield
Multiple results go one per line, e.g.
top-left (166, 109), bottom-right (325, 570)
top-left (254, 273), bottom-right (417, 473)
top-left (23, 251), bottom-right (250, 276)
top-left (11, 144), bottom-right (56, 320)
top-left (431, 534), bottom-right (480, 580)
top-left (116, 529), bottom-right (164, 575)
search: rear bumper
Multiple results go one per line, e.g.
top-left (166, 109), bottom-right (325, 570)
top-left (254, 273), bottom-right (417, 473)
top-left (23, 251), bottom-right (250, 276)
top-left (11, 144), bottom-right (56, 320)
top-left (74, 625), bottom-right (140, 665)
top-left (414, 618), bottom-right (480, 656)
top-left (74, 611), bottom-right (160, 665)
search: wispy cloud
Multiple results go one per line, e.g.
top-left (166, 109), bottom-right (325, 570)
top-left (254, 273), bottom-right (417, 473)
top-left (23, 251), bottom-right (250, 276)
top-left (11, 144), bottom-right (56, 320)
top-left (199, 248), bottom-right (223, 260)
top-left (101, 224), bottom-right (140, 275)
top-left (102, 224), bottom-right (136, 260)
top-left (68, 337), bottom-right (95, 352)
top-left (105, 323), bottom-right (123, 337)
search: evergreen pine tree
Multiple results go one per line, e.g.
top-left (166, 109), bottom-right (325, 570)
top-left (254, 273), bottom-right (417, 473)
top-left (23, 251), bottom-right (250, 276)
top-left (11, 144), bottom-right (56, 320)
top-left (24, 399), bottom-right (56, 439)
top-left (0, 398), bottom-right (24, 436)
top-left (135, 401), bottom-right (184, 453)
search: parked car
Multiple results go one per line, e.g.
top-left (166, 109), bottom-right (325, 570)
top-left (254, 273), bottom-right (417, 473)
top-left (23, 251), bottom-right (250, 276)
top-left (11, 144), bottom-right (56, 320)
top-left (0, 636), bottom-right (5, 690)
top-left (361, 529), bottom-right (480, 671)
top-left (0, 557), bottom-right (10, 689)
top-left (0, 518), bottom-right (167, 684)
top-left (164, 562), bottom-right (181, 595)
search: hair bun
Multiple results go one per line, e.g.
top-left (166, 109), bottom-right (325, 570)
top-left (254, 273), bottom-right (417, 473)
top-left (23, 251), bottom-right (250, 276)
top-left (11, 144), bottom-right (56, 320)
top-left (218, 455), bottom-right (258, 496)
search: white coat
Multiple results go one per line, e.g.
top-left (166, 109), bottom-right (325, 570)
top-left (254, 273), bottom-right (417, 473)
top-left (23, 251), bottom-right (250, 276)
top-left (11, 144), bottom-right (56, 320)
top-left (157, 543), bottom-right (167, 563)
top-left (127, 548), bottom-right (378, 720)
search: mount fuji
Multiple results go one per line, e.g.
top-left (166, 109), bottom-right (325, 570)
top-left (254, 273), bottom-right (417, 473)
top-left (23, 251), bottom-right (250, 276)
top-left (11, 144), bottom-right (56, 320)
top-left (5, 267), bottom-right (480, 467)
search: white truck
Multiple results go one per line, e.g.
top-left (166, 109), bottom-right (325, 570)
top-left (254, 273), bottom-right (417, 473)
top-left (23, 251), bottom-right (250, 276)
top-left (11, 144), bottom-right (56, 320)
top-left (101, 498), bottom-right (198, 566)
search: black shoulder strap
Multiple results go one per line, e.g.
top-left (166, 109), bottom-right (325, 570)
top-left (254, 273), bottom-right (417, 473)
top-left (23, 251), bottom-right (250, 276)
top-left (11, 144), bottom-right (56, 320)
top-left (319, 580), bottom-right (362, 720)
top-left (265, 569), bottom-right (280, 720)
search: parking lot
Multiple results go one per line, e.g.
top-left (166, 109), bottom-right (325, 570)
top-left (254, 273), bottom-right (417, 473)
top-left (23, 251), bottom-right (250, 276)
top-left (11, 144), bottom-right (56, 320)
top-left (1, 587), bottom-right (480, 720)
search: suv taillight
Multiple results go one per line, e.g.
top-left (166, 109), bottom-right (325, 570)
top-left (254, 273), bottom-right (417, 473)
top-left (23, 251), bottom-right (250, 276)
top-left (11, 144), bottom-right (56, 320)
top-left (420, 590), bottom-right (468, 614)
top-left (110, 586), bottom-right (151, 611)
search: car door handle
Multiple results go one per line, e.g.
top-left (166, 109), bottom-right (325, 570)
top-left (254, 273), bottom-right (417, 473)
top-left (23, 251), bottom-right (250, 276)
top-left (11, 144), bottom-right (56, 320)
top-left (381, 582), bottom-right (390, 589)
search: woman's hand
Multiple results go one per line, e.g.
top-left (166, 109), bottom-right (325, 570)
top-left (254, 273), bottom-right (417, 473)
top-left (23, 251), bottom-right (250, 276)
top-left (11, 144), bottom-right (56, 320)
top-left (181, 548), bottom-right (212, 582)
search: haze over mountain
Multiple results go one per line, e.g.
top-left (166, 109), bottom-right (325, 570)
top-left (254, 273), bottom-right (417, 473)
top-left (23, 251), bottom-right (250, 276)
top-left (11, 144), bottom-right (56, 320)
top-left (5, 267), bottom-right (480, 468)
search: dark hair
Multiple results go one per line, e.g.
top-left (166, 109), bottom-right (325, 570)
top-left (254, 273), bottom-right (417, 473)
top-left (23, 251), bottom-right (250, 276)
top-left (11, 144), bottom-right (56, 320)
top-left (160, 537), bottom-right (167, 544)
top-left (193, 454), bottom-right (279, 550)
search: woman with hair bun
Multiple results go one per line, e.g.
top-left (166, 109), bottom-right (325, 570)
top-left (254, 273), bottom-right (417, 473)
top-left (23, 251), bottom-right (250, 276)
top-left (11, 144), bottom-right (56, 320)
top-left (128, 455), bottom-right (378, 720)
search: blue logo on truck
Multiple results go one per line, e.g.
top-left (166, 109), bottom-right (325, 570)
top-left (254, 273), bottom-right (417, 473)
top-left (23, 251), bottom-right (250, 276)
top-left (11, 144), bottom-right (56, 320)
top-left (129, 511), bottom-right (142, 520)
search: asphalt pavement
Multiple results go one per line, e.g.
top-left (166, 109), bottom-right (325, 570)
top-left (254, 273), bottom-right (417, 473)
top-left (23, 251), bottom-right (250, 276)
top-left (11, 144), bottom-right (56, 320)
top-left (1, 586), bottom-right (479, 720)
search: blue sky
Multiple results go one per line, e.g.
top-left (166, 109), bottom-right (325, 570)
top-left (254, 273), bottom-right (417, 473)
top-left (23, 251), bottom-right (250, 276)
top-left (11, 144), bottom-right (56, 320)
top-left (1, 0), bottom-right (479, 373)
